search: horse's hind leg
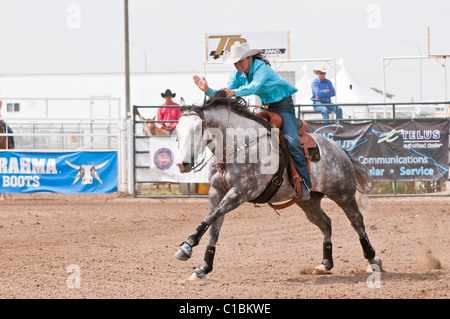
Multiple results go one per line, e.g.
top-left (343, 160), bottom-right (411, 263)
top-left (337, 197), bottom-right (382, 271)
top-left (297, 193), bottom-right (334, 272)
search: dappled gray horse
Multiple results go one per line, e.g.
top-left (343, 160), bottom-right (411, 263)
top-left (174, 92), bottom-right (382, 280)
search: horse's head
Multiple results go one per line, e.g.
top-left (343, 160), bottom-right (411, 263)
top-left (175, 98), bottom-right (206, 173)
top-left (147, 116), bottom-right (157, 135)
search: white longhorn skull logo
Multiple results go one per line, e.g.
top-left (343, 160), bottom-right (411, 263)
top-left (65, 160), bottom-right (109, 185)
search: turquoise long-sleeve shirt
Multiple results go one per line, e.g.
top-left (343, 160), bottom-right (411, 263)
top-left (206, 59), bottom-right (298, 104)
top-left (311, 77), bottom-right (335, 103)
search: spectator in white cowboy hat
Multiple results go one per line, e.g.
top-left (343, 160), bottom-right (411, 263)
top-left (193, 42), bottom-right (311, 200)
top-left (157, 89), bottom-right (181, 135)
top-left (311, 65), bottom-right (342, 120)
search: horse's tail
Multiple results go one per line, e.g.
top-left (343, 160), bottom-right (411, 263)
top-left (346, 151), bottom-right (373, 214)
top-left (347, 151), bottom-right (373, 194)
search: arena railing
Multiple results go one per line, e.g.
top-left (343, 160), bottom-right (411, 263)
top-left (133, 102), bottom-right (449, 198)
top-left (0, 118), bottom-right (120, 151)
top-left (294, 101), bottom-right (449, 120)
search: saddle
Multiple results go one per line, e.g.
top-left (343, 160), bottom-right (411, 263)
top-left (251, 110), bottom-right (320, 209)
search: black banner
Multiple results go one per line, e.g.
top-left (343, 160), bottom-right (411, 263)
top-left (307, 119), bottom-right (449, 182)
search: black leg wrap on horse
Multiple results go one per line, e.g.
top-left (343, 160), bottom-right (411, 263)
top-left (359, 235), bottom-right (376, 260)
top-left (191, 246), bottom-right (216, 279)
top-left (202, 246), bottom-right (216, 274)
top-left (322, 242), bottom-right (333, 269)
top-left (188, 221), bottom-right (210, 247)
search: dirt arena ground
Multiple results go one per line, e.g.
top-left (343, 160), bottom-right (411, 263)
top-left (0, 192), bottom-right (448, 299)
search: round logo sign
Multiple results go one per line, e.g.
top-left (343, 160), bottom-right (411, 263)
top-left (154, 148), bottom-right (174, 170)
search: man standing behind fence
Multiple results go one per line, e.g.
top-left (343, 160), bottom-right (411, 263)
top-left (311, 65), bottom-right (343, 120)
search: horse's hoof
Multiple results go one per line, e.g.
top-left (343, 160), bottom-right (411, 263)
top-left (173, 242), bottom-right (192, 261)
top-left (312, 264), bottom-right (330, 275)
top-left (312, 259), bottom-right (333, 274)
top-left (188, 267), bottom-right (206, 281)
top-left (366, 257), bottom-right (383, 272)
top-left (312, 264), bottom-right (326, 274)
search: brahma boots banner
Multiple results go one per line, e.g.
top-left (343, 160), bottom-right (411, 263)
top-left (307, 119), bottom-right (449, 182)
top-left (0, 151), bottom-right (117, 193)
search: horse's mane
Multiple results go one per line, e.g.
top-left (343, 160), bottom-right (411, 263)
top-left (203, 91), bottom-right (272, 130)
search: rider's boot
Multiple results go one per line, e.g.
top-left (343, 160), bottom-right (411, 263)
top-left (300, 180), bottom-right (310, 201)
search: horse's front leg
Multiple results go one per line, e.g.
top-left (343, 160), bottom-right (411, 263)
top-left (188, 215), bottom-right (224, 280)
top-left (173, 186), bottom-right (250, 263)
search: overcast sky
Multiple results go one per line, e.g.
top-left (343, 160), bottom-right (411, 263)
top-left (0, 0), bottom-right (449, 101)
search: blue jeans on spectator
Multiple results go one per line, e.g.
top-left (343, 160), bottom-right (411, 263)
top-left (313, 102), bottom-right (343, 120)
top-left (269, 96), bottom-right (312, 188)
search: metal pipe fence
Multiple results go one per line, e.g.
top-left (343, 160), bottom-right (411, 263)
top-left (0, 118), bottom-right (120, 151)
top-left (134, 102), bottom-right (449, 198)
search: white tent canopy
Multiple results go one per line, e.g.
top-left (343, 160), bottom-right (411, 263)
top-left (336, 65), bottom-right (390, 103)
top-left (336, 64), bottom-right (435, 117)
top-left (295, 65), bottom-right (316, 105)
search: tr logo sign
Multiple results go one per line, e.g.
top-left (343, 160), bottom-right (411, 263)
top-left (206, 31), bottom-right (290, 62)
top-left (208, 35), bottom-right (247, 59)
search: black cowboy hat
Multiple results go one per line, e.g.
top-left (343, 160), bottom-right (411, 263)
top-left (161, 89), bottom-right (176, 98)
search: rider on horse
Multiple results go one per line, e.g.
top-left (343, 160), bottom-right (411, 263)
top-left (193, 42), bottom-right (311, 200)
